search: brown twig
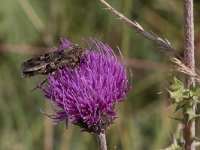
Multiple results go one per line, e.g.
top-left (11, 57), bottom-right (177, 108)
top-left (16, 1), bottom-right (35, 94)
top-left (171, 57), bottom-right (200, 83)
top-left (183, 0), bottom-right (195, 150)
top-left (100, 0), bottom-right (176, 54)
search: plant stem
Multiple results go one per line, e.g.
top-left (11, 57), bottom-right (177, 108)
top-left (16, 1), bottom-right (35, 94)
top-left (95, 133), bottom-right (107, 150)
top-left (183, 0), bottom-right (195, 150)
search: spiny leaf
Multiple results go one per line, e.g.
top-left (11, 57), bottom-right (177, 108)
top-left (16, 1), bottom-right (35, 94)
top-left (170, 77), bottom-right (184, 91)
top-left (190, 87), bottom-right (200, 96)
top-left (168, 90), bottom-right (184, 102)
top-left (185, 109), bottom-right (196, 121)
top-left (191, 137), bottom-right (200, 142)
top-left (160, 145), bottom-right (182, 150)
top-left (188, 114), bottom-right (200, 121)
top-left (175, 102), bottom-right (187, 112)
top-left (170, 116), bottom-right (183, 122)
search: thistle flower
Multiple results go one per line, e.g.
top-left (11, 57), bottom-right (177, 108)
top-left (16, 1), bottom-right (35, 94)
top-left (40, 38), bottom-right (131, 133)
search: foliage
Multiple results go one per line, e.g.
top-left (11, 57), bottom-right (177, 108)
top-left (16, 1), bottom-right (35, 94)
top-left (168, 77), bottom-right (200, 121)
top-left (166, 77), bottom-right (200, 149)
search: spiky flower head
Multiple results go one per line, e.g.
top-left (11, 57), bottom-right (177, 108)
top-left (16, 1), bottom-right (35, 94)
top-left (41, 38), bottom-right (131, 133)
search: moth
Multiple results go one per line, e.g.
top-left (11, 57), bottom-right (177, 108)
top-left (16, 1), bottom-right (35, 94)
top-left (21, 43), bottom-right (86, 78)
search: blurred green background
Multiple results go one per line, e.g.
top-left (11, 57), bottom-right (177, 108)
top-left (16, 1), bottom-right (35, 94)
top-left (0, 0), bottom-right (200, 150)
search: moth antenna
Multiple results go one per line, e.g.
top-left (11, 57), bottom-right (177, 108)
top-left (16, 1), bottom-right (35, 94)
top-left (59, 37), bottom-right (63, 44)
top-left (85, 43), bottom-right (96, 57)
top-left (89, 43), bottom-right (96, 52)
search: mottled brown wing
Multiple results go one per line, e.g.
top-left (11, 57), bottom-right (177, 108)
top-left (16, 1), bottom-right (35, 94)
top-left (21, 51), bottom-right (61, 78)
top-left (21, 44), bottom-right (85, 78)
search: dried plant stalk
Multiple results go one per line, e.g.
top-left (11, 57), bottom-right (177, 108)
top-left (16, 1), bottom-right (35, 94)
top-left (100, 0), bottom-right (197, 149)
top-left (171, 57), bottom-right (200, 83)
top-left (100, 0), bottom-right (175, 53)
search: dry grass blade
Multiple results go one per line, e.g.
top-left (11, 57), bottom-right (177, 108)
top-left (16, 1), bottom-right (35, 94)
top-left (17, 0), bottom-right (45, 32)
top-left (170, 57), bottom-right (200, 83)
top-left (100, 0), bottom-right (176, 54)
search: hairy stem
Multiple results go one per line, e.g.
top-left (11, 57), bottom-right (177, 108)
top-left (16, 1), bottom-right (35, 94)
top-left (95, 133), bottom-right (107, 150)
top-left (183, 0), bottom-right (195, 150)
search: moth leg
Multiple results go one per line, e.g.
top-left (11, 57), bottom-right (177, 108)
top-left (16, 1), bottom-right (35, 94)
top-left (84, 43), bottom-right (96, 59)
top-left (30, 79), bottom-right (47, 92)
top-left (89, 43), bottom-right (95, 52)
